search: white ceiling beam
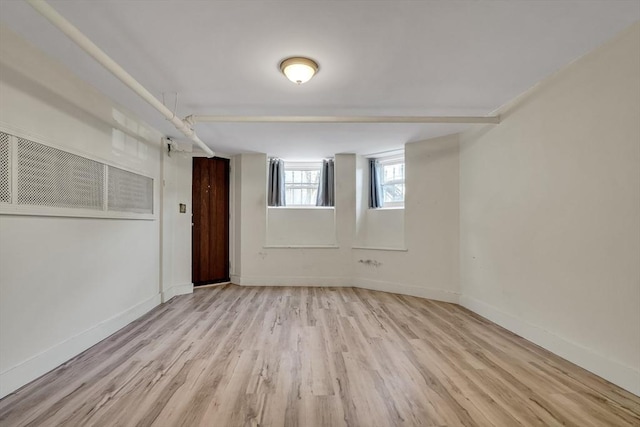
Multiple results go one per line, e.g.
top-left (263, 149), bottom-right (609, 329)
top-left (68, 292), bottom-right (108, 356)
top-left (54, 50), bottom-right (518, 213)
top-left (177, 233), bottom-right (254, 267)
top-left (187, 115), bottom-right (501, 124)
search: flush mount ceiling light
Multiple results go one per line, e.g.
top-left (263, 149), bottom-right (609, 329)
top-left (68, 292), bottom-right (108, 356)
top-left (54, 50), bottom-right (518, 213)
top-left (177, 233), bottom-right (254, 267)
top-left (279, 57), bottom-right (319, 85)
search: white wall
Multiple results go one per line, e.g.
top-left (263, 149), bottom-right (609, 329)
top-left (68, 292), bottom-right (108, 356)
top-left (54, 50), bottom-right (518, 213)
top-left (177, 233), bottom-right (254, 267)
top-left (161, 148), bottom-right (194, 302)
top-left (459, 23), bottom-right (640, 395)
top-left (353, 135), bottom-right (460, 302)
top-left (231, 136), bottom-right (460, 302)
top-left (267, 207), bottom-right (336, 246)
top-left (356, 209), bottom-right (405, 249)
top-left (353, 155), bottom-right (405, 249)
top-left (231, 153), bottom-right (354, 286)
top-left (2, 14), bottom-right (636, 403)
top-left (0, 27), bottom-right (168, 398)
top-left (231, 155), bottom-right (242, 277)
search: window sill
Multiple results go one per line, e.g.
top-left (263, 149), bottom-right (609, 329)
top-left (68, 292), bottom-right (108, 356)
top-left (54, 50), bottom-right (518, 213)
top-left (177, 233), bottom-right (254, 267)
top-left (268, 206), bottom-right (334, 210)
top-left (352, 246), bottom-right (408, 252)
top-left (369, 206), bottom-right (404, 210)
top-left (263, 245), bottom-right (339, 249)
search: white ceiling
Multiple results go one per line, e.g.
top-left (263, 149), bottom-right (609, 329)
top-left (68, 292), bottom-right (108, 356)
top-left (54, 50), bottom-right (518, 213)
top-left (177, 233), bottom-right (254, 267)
top-left (1, 1), bottom-right (638, 158)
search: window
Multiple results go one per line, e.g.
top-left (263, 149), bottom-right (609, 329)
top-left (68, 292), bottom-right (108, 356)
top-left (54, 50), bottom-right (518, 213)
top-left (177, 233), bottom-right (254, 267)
top-left (284, 162), bottom-right (321, 206)
top-left (381, 160), bottom-right (404, 207)
top-left (377, 155), bottom-right (405, 208)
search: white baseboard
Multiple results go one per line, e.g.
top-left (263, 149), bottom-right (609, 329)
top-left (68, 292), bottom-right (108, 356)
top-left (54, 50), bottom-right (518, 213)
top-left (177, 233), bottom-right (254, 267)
top-left (0, 293), bottom-right (161, 399)
top-left (230, 275), bottom-right (460, 304)
top-left (354, 278), bottom-right (460, 304)
top-left (460, 295), bottom-right (640, 396)
top-left (161, 282), bottom-right (193, 303)
top-left (233, 275), bottom-right (351, 287)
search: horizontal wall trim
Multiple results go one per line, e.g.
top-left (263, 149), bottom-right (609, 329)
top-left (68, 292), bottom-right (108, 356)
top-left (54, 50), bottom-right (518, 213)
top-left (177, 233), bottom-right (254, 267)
top-left (161, 282), bottom-right (193, 303)
top-left (352, 246), bottom-right (408, 252)
top-left (0, 206), bottom-right (156, 221)
top-left (0, 293), bottom-right (161, 399)
top-left (460, 295), bottom-right (640, 396)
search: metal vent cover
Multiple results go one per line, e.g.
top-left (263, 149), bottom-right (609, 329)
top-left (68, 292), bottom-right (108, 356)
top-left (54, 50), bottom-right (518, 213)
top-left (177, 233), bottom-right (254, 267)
top-left (107, 165), bottom-right (153, 214)
top-left (17, 138), bottom-right (105, 210)
top-left (0, 132), bottom-right (10, 203)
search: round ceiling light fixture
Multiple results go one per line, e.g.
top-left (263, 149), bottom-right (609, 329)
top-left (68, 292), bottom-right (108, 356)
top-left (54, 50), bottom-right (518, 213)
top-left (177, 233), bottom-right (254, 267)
top-left (279, 57), bottom-right (319, 85)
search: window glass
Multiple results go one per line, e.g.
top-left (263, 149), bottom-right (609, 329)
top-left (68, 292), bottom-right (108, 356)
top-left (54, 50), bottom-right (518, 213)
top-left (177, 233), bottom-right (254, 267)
top-left (284, 163), bottom-right (321, 206)
top-left (379, 156), bottom-right (405, 208)
top-left (382, 163), bottom-right (404, 204)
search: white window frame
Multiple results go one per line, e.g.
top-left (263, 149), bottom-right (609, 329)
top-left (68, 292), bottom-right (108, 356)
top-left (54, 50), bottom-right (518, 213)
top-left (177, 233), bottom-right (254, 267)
top-left (378, 154), bottom-right (405, 209)
top-left (282, 161), bottom-right (323, 208)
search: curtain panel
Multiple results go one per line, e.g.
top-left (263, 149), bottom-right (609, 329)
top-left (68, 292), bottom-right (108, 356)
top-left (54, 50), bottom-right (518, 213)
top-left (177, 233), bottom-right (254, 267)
top-left (369, 158), bottom-right (383, 208)
top-left (268, 158), bottom-right (286, 206)
top-left (316, 159), bottom-right (335, 207)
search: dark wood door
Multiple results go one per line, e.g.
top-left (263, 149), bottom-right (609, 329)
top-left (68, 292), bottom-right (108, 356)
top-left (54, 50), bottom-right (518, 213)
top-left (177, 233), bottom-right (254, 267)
top-left (192, 157), bottom-right (230, 285)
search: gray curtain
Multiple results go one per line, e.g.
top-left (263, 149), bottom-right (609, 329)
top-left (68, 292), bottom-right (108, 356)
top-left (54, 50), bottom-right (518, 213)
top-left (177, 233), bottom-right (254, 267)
top-left (316, 159), bottom-right (335, 206)
top-left (369, 158), bottom-right (383, 208)
top-left (268, 158), bottom-right (286, 206)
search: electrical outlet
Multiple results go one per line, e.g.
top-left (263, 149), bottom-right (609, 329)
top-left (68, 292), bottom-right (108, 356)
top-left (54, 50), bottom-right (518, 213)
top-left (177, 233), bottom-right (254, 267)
top-left (179, 203), bottom-right (186, 213)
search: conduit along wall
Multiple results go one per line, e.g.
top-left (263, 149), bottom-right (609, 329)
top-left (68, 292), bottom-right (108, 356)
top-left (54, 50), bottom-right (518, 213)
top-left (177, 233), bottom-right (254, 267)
top-left (26, 0), bottom-right (214, 157)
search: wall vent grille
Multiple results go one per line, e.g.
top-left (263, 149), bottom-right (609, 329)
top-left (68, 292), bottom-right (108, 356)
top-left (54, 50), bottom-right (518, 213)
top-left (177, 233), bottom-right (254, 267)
top-left (108, 166), bottom-right (153, 213)
top-left (0, 132), bottom-right (10, 203)
top-left (17, 138), bottom-right (105, 210)
top-left (0, 131), bottom-right (154, 218)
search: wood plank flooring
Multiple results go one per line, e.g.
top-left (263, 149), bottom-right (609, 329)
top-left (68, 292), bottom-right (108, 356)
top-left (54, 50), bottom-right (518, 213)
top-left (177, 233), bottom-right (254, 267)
top-left (1, 285), bottom-right (638, 426)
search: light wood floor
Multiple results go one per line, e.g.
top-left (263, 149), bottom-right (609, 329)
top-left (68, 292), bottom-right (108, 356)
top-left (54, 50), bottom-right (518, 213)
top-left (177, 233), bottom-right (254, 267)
top-left (1, 285), bottom-right (638, 426)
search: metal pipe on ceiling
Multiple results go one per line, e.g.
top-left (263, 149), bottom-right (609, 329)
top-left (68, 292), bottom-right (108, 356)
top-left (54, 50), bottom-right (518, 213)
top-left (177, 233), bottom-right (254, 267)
top-left (186, 115), bottom-right (501, 124)
top-left (26, 0), bottom-right (215, 157)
